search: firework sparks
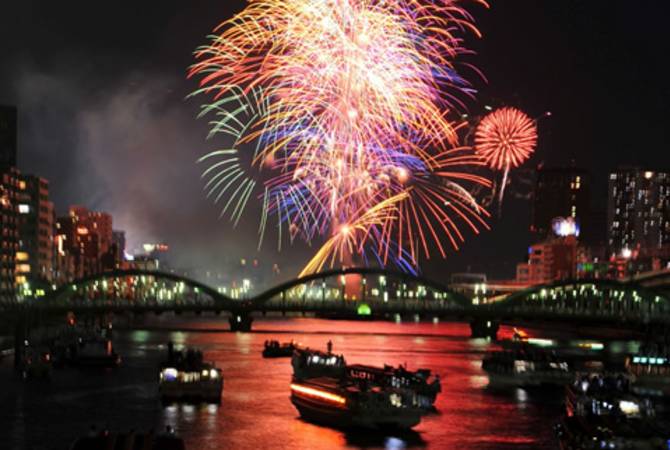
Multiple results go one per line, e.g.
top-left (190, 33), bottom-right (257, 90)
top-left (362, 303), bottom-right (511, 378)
top-left (190, 0), bottom-right (490, 274)
top-left (475, 107), bottom-right (537, 214)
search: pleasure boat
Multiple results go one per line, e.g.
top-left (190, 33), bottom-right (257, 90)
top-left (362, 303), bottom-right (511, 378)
top-left (482, 347), bottom-right (572, 387)
top-left (346, 364), bottom-right (441, 410)
top-left (159, 344), bottom-right (223, 403)
top-left (290, 376), bottom-right (423, 429)
top-left (625, 342), bottom-right (670, 387)
top-left (292, 347), bottom-right (441, 410)
top-left (292, 347), bottom-right (346, 381)
top-left (556, 374), bottom-right (669, 450)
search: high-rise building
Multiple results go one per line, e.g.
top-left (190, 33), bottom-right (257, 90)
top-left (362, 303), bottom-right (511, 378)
top-left (531, 166), bottom-right (591, 240)
top-left (56, 206), bottom-right (113, 277)
top-left (69, 206), bottom-right (113, 255)
top-left (1, 167), bottom-right (20, 301)
top-left (16, 175), bottom-right (54, 287)
top-left (607, 168), bottom-right (670, 257)
top-left (112, 230), bottom-right (126, 264)
top-left (0, 105), bottom-right (17, 168)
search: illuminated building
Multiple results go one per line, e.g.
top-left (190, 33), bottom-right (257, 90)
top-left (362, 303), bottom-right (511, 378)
top-left (516, 235), bottom-right (578, 285)
top-left (531, 166), bottom-right (591, 239)
top-left (56, 206), bottom-right (114, 277)
top-left (607, 168), bottom-right (670, 258)
top-left (0, 167), bottom-right (19, 301)
top-left (0, 105), bottom-right (17, 168)
top-left (140, 243), bottom-right (170, 269)
top-left (16, 175), bottom-right (54, 287)
top-left (69, 206), bottom-right (113, 255)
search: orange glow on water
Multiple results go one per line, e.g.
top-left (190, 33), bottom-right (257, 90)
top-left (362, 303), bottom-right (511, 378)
top-left (290, 383), bottom-right (346, 406)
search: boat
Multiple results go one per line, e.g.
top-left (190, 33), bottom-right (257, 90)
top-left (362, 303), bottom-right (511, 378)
top-left (292, 347), bottom-right (347, 381)
top-left (263, 340), bottom-right (298, 358)
top-left (556, 374), bottom-right (669, 449)
top-left (346, 364), bottom-right (441, 410)
top-left (18, 342), bottom-right (52, 379)
top-left (290, 376), bottom-right (423, 429)
top-left (159, 344), bottom-right (223, 403)
top-left (292, 347), bottom-right (441, 410)
top-left (482, 347), bottom-right (572, 387)
top-left (625, 342), bottom-right (670, 387)
top-left (73, 337), bottom-right (121, 368)
top-left (50, 325), bottom-right (120, 368)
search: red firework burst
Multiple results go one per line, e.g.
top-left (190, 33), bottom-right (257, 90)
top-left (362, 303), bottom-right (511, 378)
top-left (474, 107), bottom-right (537, 171)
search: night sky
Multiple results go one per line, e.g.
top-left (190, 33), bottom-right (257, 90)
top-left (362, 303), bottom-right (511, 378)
top-left (1, 1), bottom-right (669, 285)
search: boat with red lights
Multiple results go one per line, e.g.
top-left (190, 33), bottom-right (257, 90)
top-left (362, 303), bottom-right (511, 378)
top-left (74, 337), bottom-right (121, 368)
top-left (159, 344), bottom-right (223, 403)
top-left (290, 377), bottom-right (423, 429)
top-left (292, 347), bottom-right (441, 409)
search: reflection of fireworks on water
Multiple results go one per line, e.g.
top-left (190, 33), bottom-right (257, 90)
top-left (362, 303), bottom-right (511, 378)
top-left (190, 0), bottom-right (490, 274)
top-left (475, 107), bottom-right (537, 215)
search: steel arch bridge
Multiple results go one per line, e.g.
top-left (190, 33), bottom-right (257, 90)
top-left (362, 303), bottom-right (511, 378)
top-left (484, 279), bottom-right (670, 324)
top-left (7, 270), bottom-right (670, 333)
top-left (27, 267), bottom-right (469, 316)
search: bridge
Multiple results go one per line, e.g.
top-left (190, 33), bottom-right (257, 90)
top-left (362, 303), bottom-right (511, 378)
top-left (4, 268), bottom-right (670, 336)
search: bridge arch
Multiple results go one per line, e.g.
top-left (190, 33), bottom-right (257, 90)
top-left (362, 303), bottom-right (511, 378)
top-left (42, 268), bottom-right (236, 311)
top-left (250, 267), bottom-right (471, 312)
top-left (493, 279), bottom-right (670, 319)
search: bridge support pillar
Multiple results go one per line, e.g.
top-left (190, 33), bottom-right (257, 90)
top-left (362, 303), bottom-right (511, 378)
top-left (470, 319), bottom-right (499, 339)
top-left (229, 313), bottom-right (253, 332)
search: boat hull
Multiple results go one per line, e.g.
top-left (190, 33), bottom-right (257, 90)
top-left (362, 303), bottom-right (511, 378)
top-left (160, 381), bottom-right (223, 403)
top-left (291, 394), bottom-right (420, 430)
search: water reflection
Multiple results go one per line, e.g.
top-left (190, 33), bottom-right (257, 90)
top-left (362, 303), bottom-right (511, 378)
top-left (345, 430), bottom-right (426, 448)
top-left (0, 319), bottom-right (567, 450)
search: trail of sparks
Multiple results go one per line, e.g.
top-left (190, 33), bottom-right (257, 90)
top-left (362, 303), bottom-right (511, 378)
top-left (190, 0), bottom-right (491, 274)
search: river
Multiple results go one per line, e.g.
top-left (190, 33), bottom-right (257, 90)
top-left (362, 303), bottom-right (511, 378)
top-left (0, 318), bottom-right (568, 450)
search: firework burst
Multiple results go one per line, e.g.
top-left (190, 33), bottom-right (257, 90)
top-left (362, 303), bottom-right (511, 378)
top-left (190, 0), bottom-right (490, 274)
top-left (475, 107), bottom-right (537, 214)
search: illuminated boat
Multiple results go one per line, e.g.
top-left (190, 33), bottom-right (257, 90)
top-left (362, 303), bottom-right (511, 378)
top-left (482, 348), bottom-right (572, 387)
top-left (292, 348), bottom-right (346, 381)
top-left (625, 345), bottom-right (670, 387)
top-left (159, 346), bottom-right (223, 403)
top-left (262, 340), bottom-right (298, 358)
top-left (292, 348), bottom-right (441, 410)
top-left (556, 375), bottom-right (668, 450)
top-left (290, 377), bottom-right (422, 429)
top-left (345, 364), bottom-right (441, 410)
